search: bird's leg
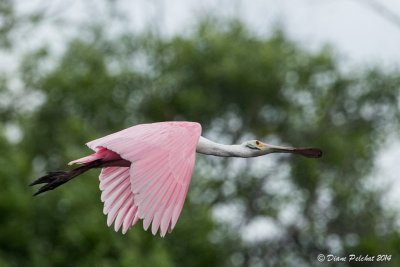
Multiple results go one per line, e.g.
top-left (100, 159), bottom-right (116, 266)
top-left (30, 159), bottom-right (103, 196)
top-left (30, 159), bottom-right (131, 196)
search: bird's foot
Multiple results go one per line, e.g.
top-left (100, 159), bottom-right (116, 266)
top-left (29, 171), bottom-right (72, 196)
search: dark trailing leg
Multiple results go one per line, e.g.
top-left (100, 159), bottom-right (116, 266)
top-left (30, 159), bottom-right (131, 196)
top-left (30, 159), bottom-right (103, 196)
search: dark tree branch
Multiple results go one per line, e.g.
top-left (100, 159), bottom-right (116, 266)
top-left (356, 0), bottom-right (400, 31)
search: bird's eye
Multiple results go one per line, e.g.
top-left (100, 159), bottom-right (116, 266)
top-left (256, 141), bottom-right (260, 145)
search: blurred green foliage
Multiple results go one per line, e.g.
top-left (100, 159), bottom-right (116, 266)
top-left (1, 6), bottom-right (400, 267)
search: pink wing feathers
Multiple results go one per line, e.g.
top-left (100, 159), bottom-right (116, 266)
top-left (79, 122), bottom-right (201, 236)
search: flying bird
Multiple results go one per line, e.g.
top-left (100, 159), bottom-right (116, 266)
top-left (30, 121), bottom-right (322, 237)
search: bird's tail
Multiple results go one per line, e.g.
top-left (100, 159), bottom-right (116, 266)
top-left (29, 159), bottom-right (103, 196)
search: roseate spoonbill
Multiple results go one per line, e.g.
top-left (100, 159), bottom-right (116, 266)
top-left (30, 121), bottom-right (322, 236)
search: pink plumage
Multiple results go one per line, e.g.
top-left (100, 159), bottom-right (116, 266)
top-left (69, 121), bottom-right (202, 237)
top-left (31, 120), bottom-right (322, 237)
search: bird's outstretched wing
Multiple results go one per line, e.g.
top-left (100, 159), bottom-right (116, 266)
top-left (87, 122), bottom-right (201, 236)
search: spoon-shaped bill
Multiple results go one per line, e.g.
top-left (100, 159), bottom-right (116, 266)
top-left (293, 147), bottom-right (323, 158)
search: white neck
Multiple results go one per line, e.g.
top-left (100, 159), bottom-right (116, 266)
top-left (196, 136), bottom-right (272, 158)
top-left (196, 136), bottom-right (323, 159)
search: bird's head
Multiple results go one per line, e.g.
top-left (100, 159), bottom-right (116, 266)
top-left (244, 139), bottom-right (323, 158)
top-left (244, 140), bottom-right (268, 151)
